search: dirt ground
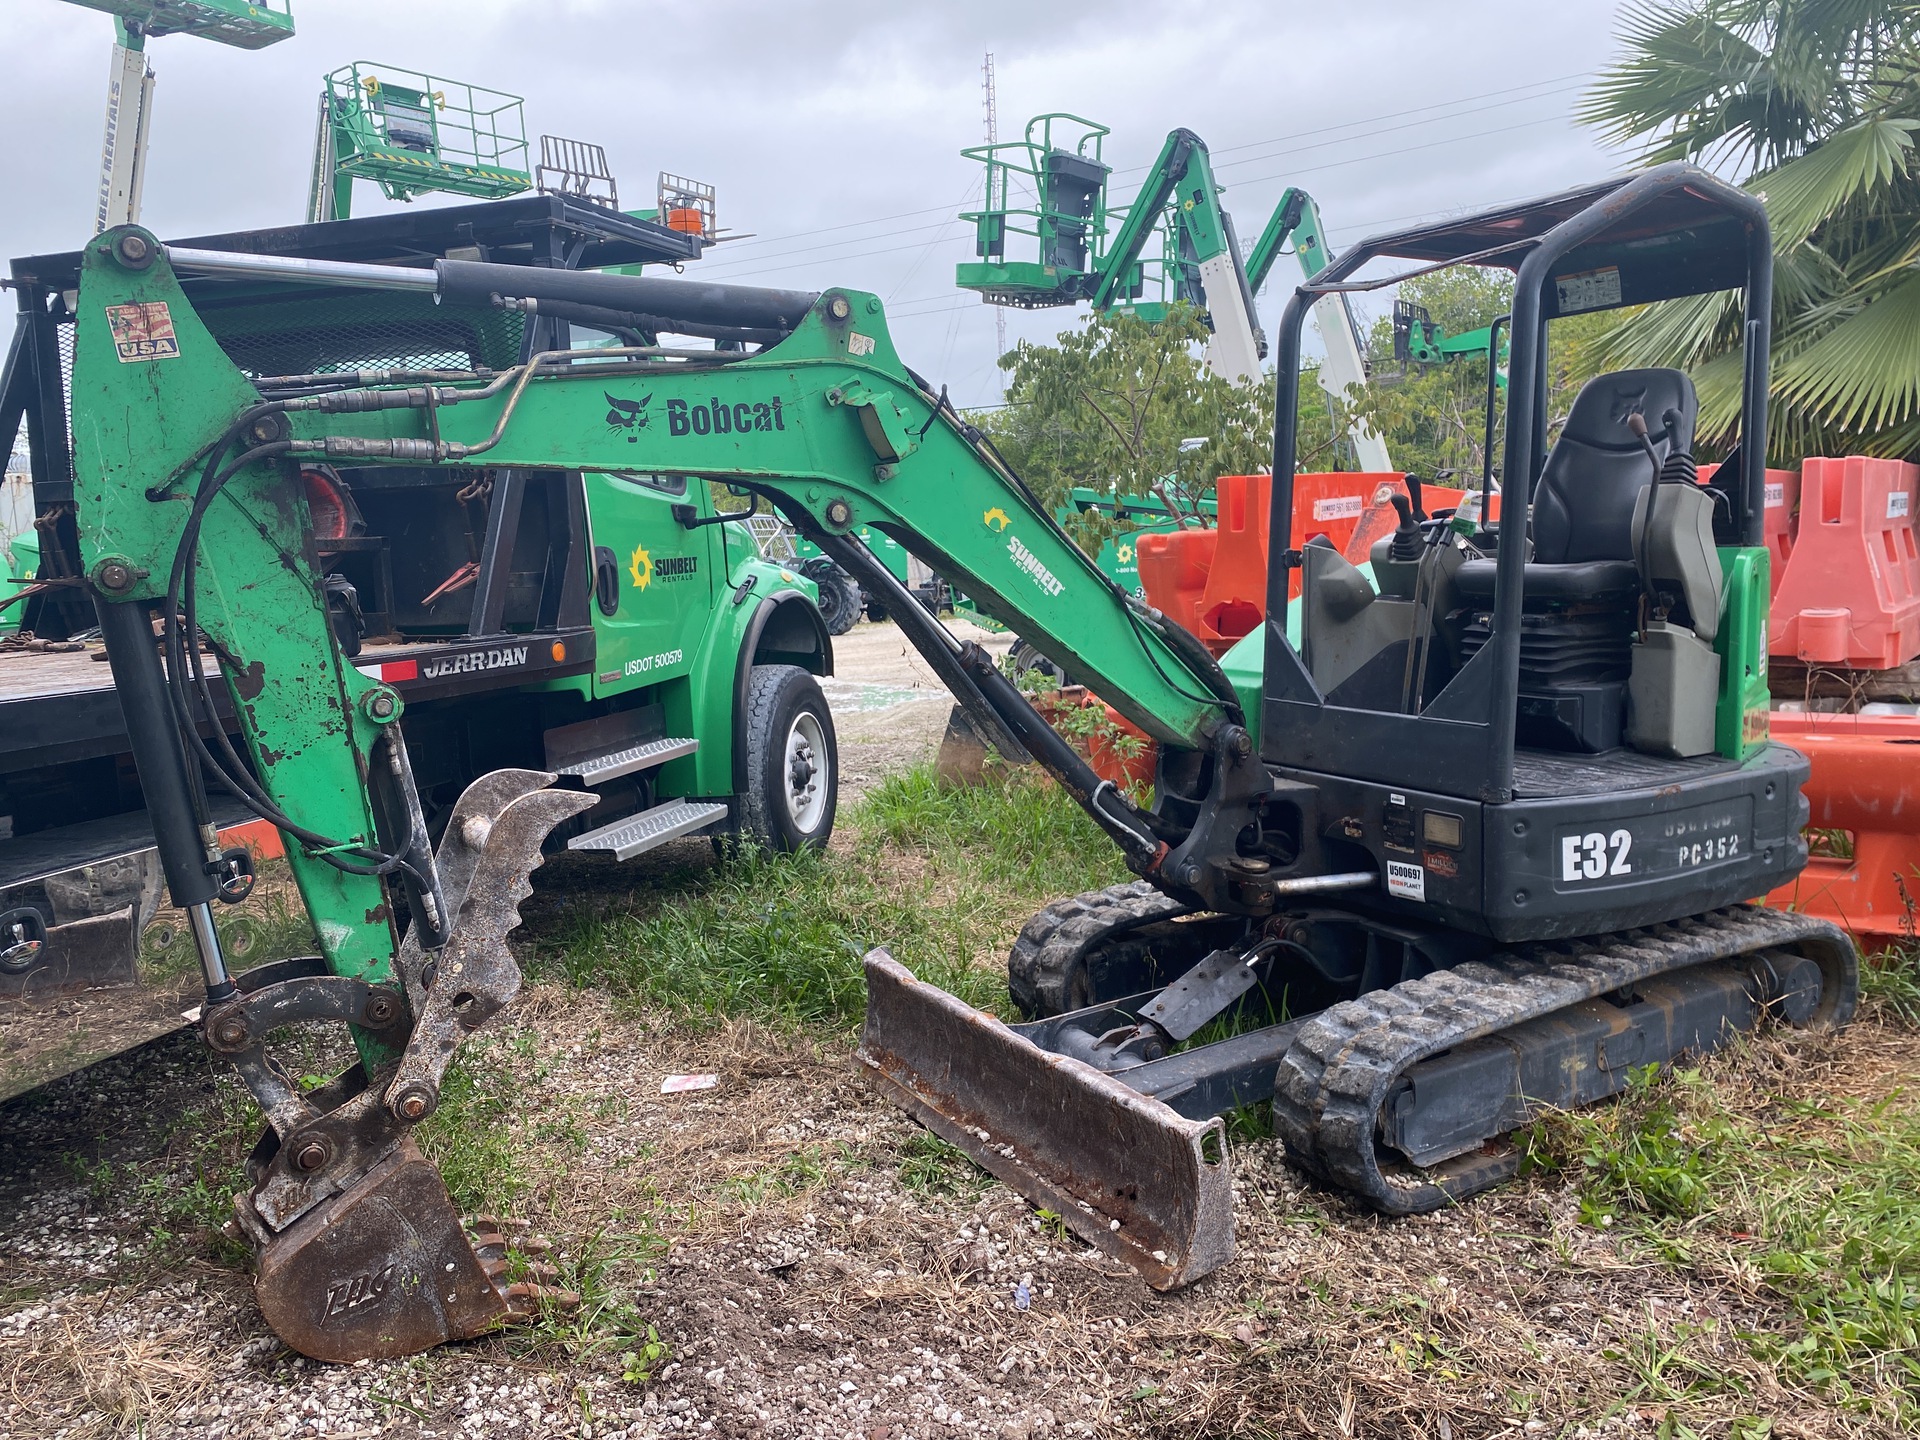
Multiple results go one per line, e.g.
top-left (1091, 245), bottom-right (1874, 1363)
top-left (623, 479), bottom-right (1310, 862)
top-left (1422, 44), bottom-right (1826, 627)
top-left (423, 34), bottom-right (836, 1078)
top-left (821, 617), bottom-right (1013, 800)
top-left (3, 994), bottom-right (1909, 1440)
top-left (0, 616), bottom-right (1910, 1439)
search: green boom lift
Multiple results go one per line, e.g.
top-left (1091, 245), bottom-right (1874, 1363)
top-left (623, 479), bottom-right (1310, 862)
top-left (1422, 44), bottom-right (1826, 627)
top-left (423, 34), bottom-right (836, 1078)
top-left (307, 62), bottom-right (533, 222)
top-left (60, 0), bottom-right (295, 233)
top-left (958, 114), bottom-right (1391, 468)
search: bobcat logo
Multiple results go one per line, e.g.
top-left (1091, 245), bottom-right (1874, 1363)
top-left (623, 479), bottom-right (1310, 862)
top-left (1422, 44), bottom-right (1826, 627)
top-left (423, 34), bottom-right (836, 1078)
top-left (606, 391), bottom-right (655, 441)
top-left (1609, 387), bottom-right (1649, 428)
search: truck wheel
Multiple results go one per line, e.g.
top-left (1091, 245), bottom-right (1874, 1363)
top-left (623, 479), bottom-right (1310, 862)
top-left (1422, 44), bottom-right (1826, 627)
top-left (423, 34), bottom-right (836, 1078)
top-left (740, 664), bottom-right (838, 852)
top-left (800, 558), bottom-right (862, 636)
top-left (1010, 639), bottom-right (1068, 688)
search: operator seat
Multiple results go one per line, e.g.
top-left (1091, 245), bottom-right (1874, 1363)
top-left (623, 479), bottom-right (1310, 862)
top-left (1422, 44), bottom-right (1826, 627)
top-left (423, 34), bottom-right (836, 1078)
top-left (1455, 367), bottom-right (1699, 603)
top-left (1452, 368), bottom-right (1700, 753)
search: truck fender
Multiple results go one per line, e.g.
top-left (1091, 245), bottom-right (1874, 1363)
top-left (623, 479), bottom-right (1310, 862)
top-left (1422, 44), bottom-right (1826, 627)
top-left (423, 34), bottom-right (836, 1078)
top-left (732, 590), bottom-right (833, 792)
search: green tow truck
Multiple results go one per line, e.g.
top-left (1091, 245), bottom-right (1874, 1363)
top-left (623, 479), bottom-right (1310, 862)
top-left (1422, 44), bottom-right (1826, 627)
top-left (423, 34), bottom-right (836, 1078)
top-left (0, 196), bottom-right (835, 1102)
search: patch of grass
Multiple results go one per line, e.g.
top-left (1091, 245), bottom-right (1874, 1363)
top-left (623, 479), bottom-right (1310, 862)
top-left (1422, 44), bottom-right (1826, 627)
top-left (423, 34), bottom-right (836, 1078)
top-left (719, 1144), bottom-right (835, 1209)
top-left (896, 1130), bottom-right (990, 1199)
top-left (509, 1225), bottom-right (670, 1378)
top-left (856, 767), bottom-right (1129, 898)
top-left (415, 1035), bottom-right (534, 1216)
top-left (534, 768), bottom-right (1129, 1029)
top-left (1525, 1064), bottom-right (1920, 1420)
top-left (1863, 937), bottom-right (1920, 1028)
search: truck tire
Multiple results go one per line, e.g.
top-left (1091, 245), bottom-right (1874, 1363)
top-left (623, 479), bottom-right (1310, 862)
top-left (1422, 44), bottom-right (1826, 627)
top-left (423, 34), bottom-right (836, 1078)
top-left (800, 558), bottom-right (862, 636)
top-left (1010, 639), bottom-right (1069, 688)
top-left (740, 664), bottom-right (838, 852)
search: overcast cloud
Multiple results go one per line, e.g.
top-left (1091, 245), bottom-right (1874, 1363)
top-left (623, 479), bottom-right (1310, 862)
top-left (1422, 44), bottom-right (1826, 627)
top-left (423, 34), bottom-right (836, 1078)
top-left (2, 0), bottom-right (1634, 407)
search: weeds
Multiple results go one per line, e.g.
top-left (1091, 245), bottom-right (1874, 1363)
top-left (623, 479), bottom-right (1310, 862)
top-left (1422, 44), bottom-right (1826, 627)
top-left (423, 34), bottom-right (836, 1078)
top-left (1526, 1063), bottom-right (1920, 1417)
top-left (416, 1035), bottom-right (534, 1216)
top-left (896, 1130), bottom-right (990, 1199)
top-left (1863, 936), bottom-right (1920, 1027)
top-left (719, 1144), bottom-right (833, 1208)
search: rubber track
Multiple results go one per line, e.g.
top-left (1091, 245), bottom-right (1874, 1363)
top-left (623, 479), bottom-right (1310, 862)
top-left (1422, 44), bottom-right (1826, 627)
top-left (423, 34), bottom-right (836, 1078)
top-left (1007, 880), bottom-right (1191, 1018)
top-left (1272, 904), bottom-right (1858, 1216)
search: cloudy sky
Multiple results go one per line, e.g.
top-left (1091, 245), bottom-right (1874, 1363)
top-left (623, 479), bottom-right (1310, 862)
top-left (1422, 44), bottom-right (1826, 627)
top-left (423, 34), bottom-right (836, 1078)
top-left (2, 1), bottom-right (1636, 407)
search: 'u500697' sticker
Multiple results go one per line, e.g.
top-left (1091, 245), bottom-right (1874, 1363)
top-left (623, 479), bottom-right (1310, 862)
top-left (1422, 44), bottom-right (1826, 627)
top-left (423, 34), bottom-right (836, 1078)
top-left (105, 301), bottom-right (179, 361)
top-left (1385, 861), bottom-right (1425, 901)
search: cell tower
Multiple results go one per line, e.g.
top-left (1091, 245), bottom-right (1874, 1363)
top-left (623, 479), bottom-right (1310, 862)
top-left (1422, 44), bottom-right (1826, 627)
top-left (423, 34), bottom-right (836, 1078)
top-left (982, 52), bottom-right (1007, 392)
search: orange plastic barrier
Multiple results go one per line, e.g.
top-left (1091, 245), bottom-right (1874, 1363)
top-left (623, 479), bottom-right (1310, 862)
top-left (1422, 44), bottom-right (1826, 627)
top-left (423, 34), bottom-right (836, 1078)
top-left (1770, 456), bottom-right (1920, 668)
top-left (1765, 710), bottom-right (1920, 947)
top-left (1699, 462), bottom-right (1801, 595)
top-left (1139, 474), bottom-right (1471, 655)
top-left (1134, 526), bottom-right (1218, 642)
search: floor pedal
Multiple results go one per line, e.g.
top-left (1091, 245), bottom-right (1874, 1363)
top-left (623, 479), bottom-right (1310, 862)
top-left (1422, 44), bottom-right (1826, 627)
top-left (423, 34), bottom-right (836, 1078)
top-left (567, 797), bottom-right (728, 860)
top-left (556, 736), bottom-right (697, 787)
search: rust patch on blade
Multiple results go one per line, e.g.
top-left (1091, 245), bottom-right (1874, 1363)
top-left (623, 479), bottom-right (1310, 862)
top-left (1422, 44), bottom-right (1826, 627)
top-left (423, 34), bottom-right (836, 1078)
top-left (855, 948), bottom-right (1235, 1290)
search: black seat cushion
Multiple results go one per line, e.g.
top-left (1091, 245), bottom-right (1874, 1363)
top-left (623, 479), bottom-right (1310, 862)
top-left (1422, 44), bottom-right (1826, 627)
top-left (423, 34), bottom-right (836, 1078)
top-left (1531, 367), bottom-right (1697, 565)
top-left (1455, 557), bottom-right (1641, 602)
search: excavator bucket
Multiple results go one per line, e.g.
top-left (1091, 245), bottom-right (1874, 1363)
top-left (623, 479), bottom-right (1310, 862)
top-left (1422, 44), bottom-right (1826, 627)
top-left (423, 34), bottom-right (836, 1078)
top-left (230, 770), bottom-right (597, 1362)
top-left (252, 1137), bottom-right (536, 1362)
top-left (856, 949), bottom-right (1235, 1289)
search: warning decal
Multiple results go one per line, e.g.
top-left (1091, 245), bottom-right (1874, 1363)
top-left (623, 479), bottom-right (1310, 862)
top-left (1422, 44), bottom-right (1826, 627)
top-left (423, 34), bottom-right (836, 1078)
top-left (1312, 495), bottom-right (1365, 522)
top-left (1554, 266), bottom-right (1622, 314)
top-left (105, 302), bottom-right (180, 362)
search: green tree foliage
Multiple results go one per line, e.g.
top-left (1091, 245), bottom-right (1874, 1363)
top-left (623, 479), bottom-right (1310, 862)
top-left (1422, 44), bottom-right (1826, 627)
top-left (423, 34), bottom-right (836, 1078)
top-left (1577, 0), bottom-right (1920, 460)
top-left (1351, 268), bottom-right (1514, 484)
top-left (974, 304), bottom-right (1282, 548)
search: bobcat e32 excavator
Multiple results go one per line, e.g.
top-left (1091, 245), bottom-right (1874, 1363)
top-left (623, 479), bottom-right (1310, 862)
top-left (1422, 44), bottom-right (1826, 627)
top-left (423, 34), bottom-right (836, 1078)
top-left (67, 161), bottom-right (1852, 1359)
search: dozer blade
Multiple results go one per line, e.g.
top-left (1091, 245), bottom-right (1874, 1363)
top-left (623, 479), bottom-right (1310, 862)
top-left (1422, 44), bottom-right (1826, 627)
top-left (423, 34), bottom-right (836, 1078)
top-left (856, 948), bottom-right (1234, 1290)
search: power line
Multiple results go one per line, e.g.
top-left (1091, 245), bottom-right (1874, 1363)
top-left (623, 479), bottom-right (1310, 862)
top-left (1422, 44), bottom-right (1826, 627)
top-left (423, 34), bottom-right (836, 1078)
top-left (696, 72), bottom-right (1595, 269)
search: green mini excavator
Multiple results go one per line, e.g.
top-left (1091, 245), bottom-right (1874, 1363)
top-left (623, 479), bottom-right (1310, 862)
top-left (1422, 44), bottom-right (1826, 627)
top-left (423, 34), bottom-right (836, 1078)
top-left (67, 161), bottom-right (1853, 1358)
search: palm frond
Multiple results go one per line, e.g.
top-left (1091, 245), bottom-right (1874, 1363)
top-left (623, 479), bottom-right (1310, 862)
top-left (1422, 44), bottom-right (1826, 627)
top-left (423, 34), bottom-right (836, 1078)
top-left (1775, 263), bottom-right (1920, 431)
top-left (1756, 114), bottom-right (1919, 245)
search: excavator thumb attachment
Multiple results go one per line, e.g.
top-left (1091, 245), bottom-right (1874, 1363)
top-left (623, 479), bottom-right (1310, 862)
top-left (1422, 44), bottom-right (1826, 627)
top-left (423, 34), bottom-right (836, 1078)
top-left (232, 771), bottom-right (597, 1361)
top-left (855, 949), bottom-right (1235, 1290)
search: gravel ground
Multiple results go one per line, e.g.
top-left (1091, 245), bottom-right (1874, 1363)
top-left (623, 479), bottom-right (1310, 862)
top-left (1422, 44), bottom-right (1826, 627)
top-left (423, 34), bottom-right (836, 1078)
top-left (823, 617), bottom-right (1012, 801)
top-left (2, 995), bottom-right (1910, 1439)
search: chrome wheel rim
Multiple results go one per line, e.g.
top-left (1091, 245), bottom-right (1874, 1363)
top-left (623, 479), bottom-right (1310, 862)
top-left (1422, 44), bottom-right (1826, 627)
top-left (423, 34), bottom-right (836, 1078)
top-left (783, 710), bottom-right (829, 832)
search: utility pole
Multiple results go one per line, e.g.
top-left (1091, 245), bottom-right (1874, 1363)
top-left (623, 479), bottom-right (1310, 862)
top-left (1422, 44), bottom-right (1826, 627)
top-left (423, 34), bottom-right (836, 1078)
top-left (982, 52), bottom-right (1007, 395)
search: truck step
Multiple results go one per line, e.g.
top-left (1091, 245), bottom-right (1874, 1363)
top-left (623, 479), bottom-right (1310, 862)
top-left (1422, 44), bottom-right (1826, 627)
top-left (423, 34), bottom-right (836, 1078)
top-left (557, 736), bottom-right (698, 786)
top-left (567, 797), bottom-right (729, 860)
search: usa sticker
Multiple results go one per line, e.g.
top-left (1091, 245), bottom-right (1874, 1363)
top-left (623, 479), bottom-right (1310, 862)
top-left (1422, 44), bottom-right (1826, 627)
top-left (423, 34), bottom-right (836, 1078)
top-left (1385, 861), bottom-right (1426, 901)
top-left (105, 301), bottom-right (180, 362)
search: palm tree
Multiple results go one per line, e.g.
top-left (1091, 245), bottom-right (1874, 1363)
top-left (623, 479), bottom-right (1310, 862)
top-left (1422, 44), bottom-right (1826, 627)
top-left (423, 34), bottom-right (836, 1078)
top-left (1577, 0), bottom-right (1920, 461)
